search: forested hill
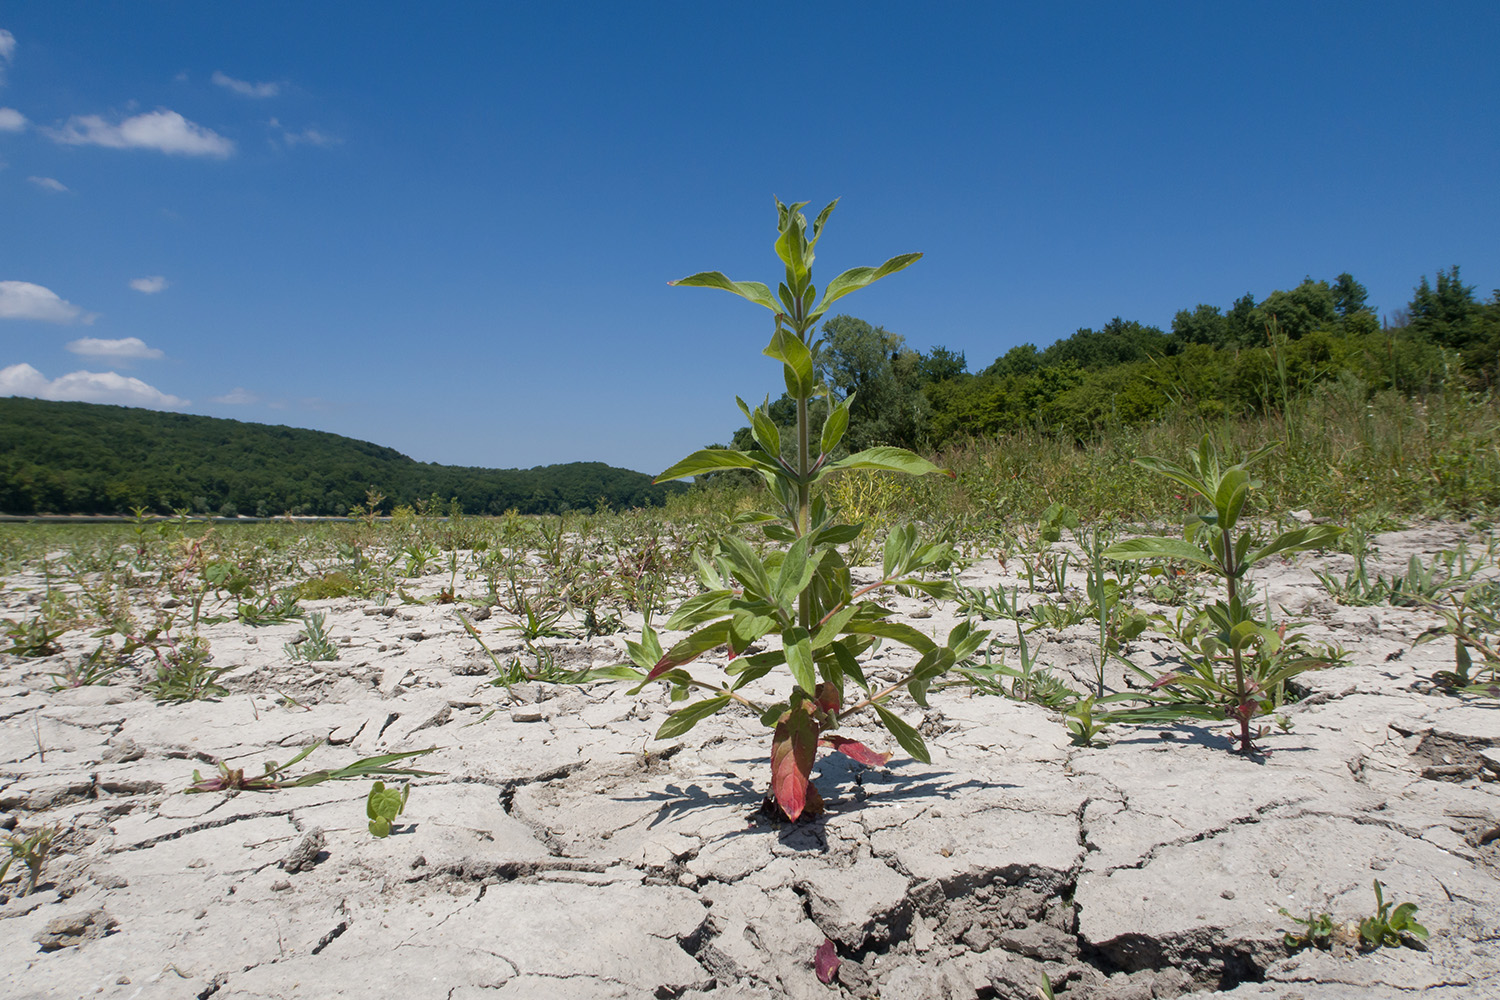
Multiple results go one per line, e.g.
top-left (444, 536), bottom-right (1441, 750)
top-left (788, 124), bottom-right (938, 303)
top-left (0, 398), bottom-right (683, 516)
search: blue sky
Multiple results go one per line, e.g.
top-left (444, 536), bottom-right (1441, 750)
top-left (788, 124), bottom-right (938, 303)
top-left (2, 3), bottom-right (1497, 476)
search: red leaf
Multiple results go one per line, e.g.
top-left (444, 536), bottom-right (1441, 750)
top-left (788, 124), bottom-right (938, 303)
top-left (814, 680), bottom-right (841, 714)
top-left (821, 735), bottom-right (890, 768)
top-left (770, 709), bottom-right (819, 821)
top-left (814, 938), bottom-right (840, 984)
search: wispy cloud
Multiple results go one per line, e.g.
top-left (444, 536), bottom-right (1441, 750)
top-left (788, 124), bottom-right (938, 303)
top-left (0, 280), bottom-right (95, 324)
top-left (0, 107), bottom-right (25, 131)
top-left (66, 336), bottom-right (164, 361)
top-left (48, 109), bottom-right (234, 158)
top-left (28, 175), bottom-right (67, 192)
top-left (129, 275), bottom-right (168, 294)
top-left (0, 29), bottom-right (15, 84)
top-left (211, 387), bottom-right (259, 405)
top-left (0, 362), bottom-right (187, 408)
top-left (212, 70), bottom-right (280, 98)
top-left (282, 127), bottom-right (340, 148)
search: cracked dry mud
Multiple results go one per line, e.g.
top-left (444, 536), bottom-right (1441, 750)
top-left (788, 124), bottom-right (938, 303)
top-left (2, 523), bottom-right (1498, 999)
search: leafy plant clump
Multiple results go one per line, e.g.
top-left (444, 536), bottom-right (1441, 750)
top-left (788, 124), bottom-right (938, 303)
top-left (1104, 435), bottom-right (1343, 753)
top-left (1279, 879), bottom-right (1429, 953)
top-left (605, 199), bottom-right (986, 821)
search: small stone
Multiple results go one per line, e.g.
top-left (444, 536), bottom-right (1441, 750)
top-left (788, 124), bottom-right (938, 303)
top-left (33, 909), bottom-right (117, 951)
top-left (95, 873), bottom-right (129, 889)
top-left (1221, 889), bottom-right (1236, 900)
top-left (116, 976), bottom-right (130, 985)
top-left (510, 708), bottom-right (545, 723)
top-left (280, 827), bottom-right (326, 874)
top-left (186, 858), bottom-right (207, 869)
top-left (270, 879), bottom-right (292, 892)
top-left (411, 855), bottom-right (428, 869)
top-left (194, 908), bottom-right (207, 920)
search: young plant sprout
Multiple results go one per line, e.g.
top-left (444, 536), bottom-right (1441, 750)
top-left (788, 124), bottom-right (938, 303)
top-left (599, 199), bottom-right (986, 821)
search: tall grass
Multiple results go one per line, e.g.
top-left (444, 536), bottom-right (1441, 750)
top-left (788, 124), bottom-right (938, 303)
top-left (859, 385), bottom-right (1500, 529)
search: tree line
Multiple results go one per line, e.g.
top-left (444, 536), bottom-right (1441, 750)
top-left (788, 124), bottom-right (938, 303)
top-left (723, 266), bottom-right (1500, 456)
top-left (0, 399), bottom-right (684, 516)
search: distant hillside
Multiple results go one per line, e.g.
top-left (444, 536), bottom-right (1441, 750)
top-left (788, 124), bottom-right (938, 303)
top-left (0, 398), bottom-right (684, 516)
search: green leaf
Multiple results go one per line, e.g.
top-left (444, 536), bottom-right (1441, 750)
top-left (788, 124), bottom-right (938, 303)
top-left (774, 535), bottom-right (817, 613)
top-left (784, 627), bottom-right (815, 695)
top-left (1102, 536), bottom-right (1219, 572)
top-left (883, 523), bottom-right (917, 580)
top-left (813, 522), bottom-right (862, 546)
top-left (665, 590), bottom-right (736, 631)
top-left (873, 702), bottom-right (929, 764)
top-left (843, 619), bottom-right (937, 654)
top-left (812, 603), bottom-right (860, 649)
top-left (1243, 525), bottom-right (1344, 569)
top-left (649, 621), bottom-right (732, 679)
top-left (668, 271), bottom-right (783, 315)
top-left (1134, 456), bottom-right (1212, 503)
top-left (818, 447), bottom-right (954, 481)
top-left (820, 394), bottom-right (852, 456)
top-left (656, 695), bottom-right (732, 740)
top-left (830, 640), bottom-right (869, 690)
top-left (1215, 468), bottom-right (1250, 530)
top-left (764, 326), bottom-right (817, 398)
top-left (655, 448), bottom-right (780, 484)
top-left (810, 253), bottom-right (923, 320)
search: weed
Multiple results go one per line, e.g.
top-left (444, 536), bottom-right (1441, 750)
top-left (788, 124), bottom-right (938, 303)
top-left (1064, 697), bottom-right (1110, 748)
top-left (605, 199), bottom-right (984, 821)
top-left (285, 612), bottom-right (340, 662)
top-left (186, 741), bottom-right (437, 793)
top-left (48, 641), bottom-right (128, 690)
top-left (1, 615), bottom-right (66, 657)
top-left (1359, 879), bottom-right (1429, 950)
top-left (1278, 906), bottom-right (1335, 951)
top-left (294, 571), bottom-right (357, 601)
top-left (1104, 435), bottom-right (1343, 753)
top-left (366, 781), bottom-right (410, 837)
top-left (0, 825), bottom-right (58, 897)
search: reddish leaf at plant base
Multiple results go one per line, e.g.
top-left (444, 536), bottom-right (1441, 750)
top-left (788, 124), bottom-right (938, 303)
top-left (770, 709), bottom-right (820, 821)
top-left (822, 735), bottom-right (890, 768)
top-left (814, 680), bottom-right (841, 713)
top-left (814, 938), bottom-right (841, 984)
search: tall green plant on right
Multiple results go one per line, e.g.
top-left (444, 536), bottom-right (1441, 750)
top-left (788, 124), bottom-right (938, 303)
top-left (1103, 435), bottom-right (1343, 753)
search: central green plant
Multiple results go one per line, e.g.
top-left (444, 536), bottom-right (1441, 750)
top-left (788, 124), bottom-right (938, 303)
top-left (606, 199), bottom-right (985, 821)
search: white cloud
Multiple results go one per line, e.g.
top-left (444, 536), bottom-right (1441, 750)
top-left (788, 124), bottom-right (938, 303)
top-left (66, 336), bottom-right (164, 360)
top-left (0, 280), bottom-right (94, 324)
top-left (27, 175), bottom-right (66, 192)
top-left (0, 29), bottom-right (14, 82)
top-left (0, 362), bottom-right (187, 408)
top-left (0, 107), bottom-right (25, 131)
top-left (212, 70), bottom-right (279, 98)
top-left (129, 275), bottom-right (168, 294)
top-left (282, 126), bottom-right (340, 148)
top-left (48, 109), bottom-right (234, 158)
top-left (211, 387), bottom-right (259, 405)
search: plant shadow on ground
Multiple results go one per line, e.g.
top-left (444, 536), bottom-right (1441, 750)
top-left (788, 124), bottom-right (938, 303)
top-left (617, 754), bottom-right (999, 848)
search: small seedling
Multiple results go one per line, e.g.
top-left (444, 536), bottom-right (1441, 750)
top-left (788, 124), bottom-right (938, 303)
top-left (285, 612), bottom-right (340, 662)
top-left (1, 615), bottom-right (66, 656)
top-left (1359, 879), bottom-right (1429, 950)
top-left (0, 825), bottom-right (58, 897)
top-left (48, 641), bottom-right (127, 690)
top-left (366, 781), bottom-right (410, 837)
top-left (1278, 906), bottom-right (1335, 951)
top-left (186, 741), bottom-right (438, 793)
top-left (1065, 697), bottom-right (1110, 748)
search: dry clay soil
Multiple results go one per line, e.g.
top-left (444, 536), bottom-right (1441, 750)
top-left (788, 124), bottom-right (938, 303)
top-left (1, 522), bottom-right (1498, 1000)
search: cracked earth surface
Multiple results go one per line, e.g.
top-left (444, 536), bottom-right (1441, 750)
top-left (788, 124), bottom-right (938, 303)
top-left (1, 523), bottom-right (1498, 999)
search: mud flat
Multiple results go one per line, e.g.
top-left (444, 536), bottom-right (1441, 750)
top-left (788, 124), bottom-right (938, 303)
top-left (1, 523), bottom-right (1497, 999)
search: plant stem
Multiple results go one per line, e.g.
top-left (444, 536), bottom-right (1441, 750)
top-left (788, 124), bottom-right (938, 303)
top-left (1223, 525), bottom-right (1251, 752)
